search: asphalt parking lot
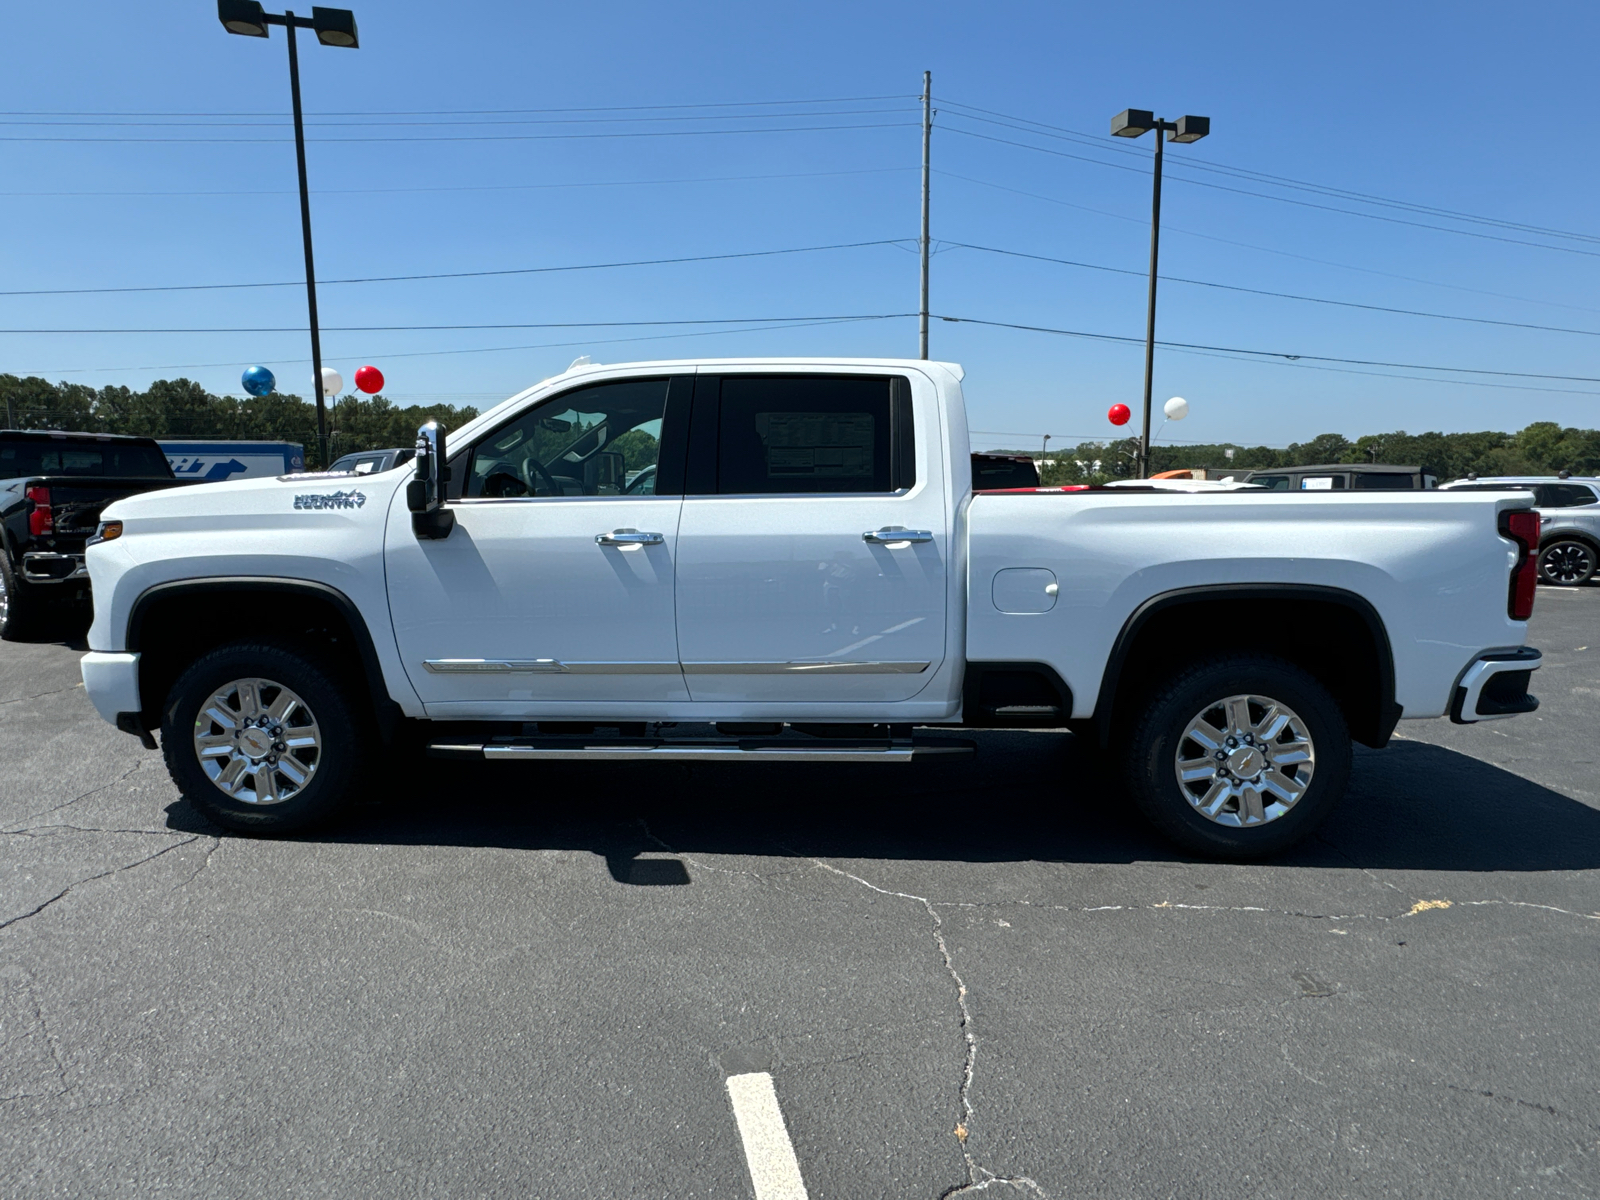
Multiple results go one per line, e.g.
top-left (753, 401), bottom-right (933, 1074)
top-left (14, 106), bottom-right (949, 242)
top-left (2, 588), bottom-right (1596, 1199)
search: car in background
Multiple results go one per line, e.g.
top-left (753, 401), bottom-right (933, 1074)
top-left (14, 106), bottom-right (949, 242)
top-left (1, 429), bottom-right (190, 639)
top-left (1439, 475), bottom-right (1600, 585)
top-left (328, 447), bottom-right (416, 476)
top-left (1241, 463), bottom-right (1438, 491)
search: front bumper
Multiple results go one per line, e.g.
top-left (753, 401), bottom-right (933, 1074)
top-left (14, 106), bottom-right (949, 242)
top-left (80, 651), bottom-right (141, 725)
top-left (1449, 646), bottom-right (1542, 723)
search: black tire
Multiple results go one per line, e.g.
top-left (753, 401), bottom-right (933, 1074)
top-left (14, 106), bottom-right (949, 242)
top-left (1121, 655), bottom-right (1352, 860)
top-left (0, 553), bottom-right (41, 642)
top-left (161, 640), bottom-right (365, 834)
top-left (1538, 539), bottom-right (1597, 587)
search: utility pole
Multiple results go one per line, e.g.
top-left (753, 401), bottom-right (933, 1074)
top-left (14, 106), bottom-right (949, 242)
top-left (919, 70), bottom-right (932, 360)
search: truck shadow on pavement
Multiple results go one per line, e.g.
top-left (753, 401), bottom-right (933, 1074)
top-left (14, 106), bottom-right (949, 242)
top-left (164, 731), bottom-right (1600, 876)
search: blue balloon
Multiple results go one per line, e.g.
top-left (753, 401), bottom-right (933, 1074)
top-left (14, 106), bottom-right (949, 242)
top-left (241, 365), bottom-right (276, 397)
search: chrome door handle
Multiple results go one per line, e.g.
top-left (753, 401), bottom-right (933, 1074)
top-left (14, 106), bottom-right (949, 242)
top-left (862, 527), bottom-right (934, 544)
top-left (595, 528), bottom-right (664, 546)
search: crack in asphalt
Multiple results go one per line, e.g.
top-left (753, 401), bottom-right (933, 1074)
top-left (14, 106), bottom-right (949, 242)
top-left (170, 835), bottom-right (224, 892)
top-left (0, 836), bottom-right (201, 934)
top-left (806, 860), bottom-right (1049, 1200)
top-left (5, 758), bottom-right (154, 830)
top-left (1443, 1083), bottom-right (1600, 1134)
top-left (0, 682), bottom-right (83, 706)
top-left (0, 825), bottom-right (182, 839)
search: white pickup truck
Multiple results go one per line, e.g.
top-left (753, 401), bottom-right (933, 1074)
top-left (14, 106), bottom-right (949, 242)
top-left (79, 358), bottom-right (1544, 858)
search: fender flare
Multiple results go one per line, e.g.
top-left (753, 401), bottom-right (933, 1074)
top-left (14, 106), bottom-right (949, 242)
top-left (1091, 583), bottom-right (1400, 747)
top-left (126, 577), bottom-right (400, 737)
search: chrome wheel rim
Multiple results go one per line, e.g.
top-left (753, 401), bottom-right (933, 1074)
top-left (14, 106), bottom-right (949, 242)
top-left (192, 677), bottom-right (321, 805)
top-left (0, 564), bottom-right (9, 627)
top-left (1540, 542), bottom-right (1594, 585)
top-left (1175, 694), bottom-right (1315, 827)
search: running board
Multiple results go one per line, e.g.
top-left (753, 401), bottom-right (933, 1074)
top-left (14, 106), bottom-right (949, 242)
top-left (427, 736), bottom-right (974, 763)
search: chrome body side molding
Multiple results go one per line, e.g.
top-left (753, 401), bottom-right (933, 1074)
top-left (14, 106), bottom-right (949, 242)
top-left (422, 659), bottom-right (681, 675)
top-left (680, 661), bottom-right (931, 675)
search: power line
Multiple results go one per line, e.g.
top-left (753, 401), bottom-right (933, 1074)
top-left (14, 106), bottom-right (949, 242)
top-left (0, 106), bottom-right (917, 130)
top-left (933, 314), bottom-right (1600, 384)
top-left (0, 95), bottom-right (915, 118)
top-left (0, 120), bottom-right (919, 145)
top-left (16, 315), bottom-right (906, 377)
top-left (1, 313), bottom-right (915, 334)
top-left (933, 169), bottom-right (1600, 317)
top-left (0, 239), bottom-right (914, 297)
top-left (0, 165), bottom-right (916, 199)
top-left (938, 98), bottom-right (1600, 247)
top-left (939, 121), bottom-right (1600, 259)
top-left (943, 241), bottom-right (1600, 338)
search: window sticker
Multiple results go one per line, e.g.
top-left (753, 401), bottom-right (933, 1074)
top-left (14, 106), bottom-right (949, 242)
top-left (756, 412), bottom-right (875, 479)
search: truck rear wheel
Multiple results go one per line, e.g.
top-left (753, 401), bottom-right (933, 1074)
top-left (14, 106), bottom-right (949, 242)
top-left (160, 641), bottom-right (364, 834)
top-left (1122, 656), bottom-right (1352, 860)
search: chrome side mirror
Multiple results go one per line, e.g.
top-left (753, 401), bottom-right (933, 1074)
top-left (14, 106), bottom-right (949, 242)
top-left (407, 420), bottom-right (455, 540)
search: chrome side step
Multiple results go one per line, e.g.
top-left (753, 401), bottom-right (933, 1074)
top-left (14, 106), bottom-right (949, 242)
top-left (427, 737), bottom-right (974, 763)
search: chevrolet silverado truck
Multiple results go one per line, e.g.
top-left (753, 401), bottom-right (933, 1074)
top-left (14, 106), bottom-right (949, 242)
top-left (78, 359), bottom-right (1544, 858)
top-left (1, 429), bottom-right (188, 640)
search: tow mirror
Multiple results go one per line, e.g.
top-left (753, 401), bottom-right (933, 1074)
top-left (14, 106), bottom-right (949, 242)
top-left (407, 421), bottom-right (455, 540)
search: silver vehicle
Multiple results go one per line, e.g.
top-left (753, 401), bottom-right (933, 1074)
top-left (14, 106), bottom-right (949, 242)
top-left (327, 446), bottom-right (415, 476)
top-left (1439, 475), bottom-right (1600, 585)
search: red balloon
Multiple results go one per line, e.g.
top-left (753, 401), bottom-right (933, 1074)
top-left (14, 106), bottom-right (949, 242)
top-left (354, 365), bottom-right (385, 394)
top-left (1108, 403), bottom-right (1131, 426)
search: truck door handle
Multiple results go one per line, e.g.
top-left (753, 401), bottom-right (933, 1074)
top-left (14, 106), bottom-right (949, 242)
top-left (595, 528), bottom-right (664, 547)
top-left (862, 527), bottom-right (934, 545)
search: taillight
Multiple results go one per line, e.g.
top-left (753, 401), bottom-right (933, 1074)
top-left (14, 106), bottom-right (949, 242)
top-left (1501, 509), bottom-right (1539, 621)
top-left (25, 486), bottom-right (52, 536)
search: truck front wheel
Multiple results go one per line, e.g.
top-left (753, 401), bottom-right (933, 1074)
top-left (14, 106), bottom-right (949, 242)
top-left (1122, 656), bottom-right (1352, 860)
top-left (161, 641), bottom-right (364, 834)
top-left (0, 553), bottom-right (40, 641)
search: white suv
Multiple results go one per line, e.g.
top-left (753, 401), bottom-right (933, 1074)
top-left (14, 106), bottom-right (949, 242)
top-left (1440, 476), bottom-right (1600, 585)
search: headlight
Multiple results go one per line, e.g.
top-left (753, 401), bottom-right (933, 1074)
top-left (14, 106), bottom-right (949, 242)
top-left (86, 520), bottom-right (123, 547)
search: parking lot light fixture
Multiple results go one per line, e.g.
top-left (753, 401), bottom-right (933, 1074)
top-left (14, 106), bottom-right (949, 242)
top-left (311, 7), bottom-right (359, 47)
top-left (1110, 107), bottom-right (1212, 477)
top-left (217, 0), bottom-right (270, 36)
top-left (215, 2), bottom-right (360, 469)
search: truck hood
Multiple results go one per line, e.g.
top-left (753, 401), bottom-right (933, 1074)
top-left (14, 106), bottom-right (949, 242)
top-left (101, 466), bottom-right (408, 523)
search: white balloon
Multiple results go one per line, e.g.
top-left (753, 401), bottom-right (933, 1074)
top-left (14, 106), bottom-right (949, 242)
top-left (1163, 396), bottom-right (1189, 421)
top-left (320, 367), bottom-right (344, 396)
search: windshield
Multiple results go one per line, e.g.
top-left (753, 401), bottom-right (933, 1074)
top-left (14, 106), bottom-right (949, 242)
top-left (0, 438), bottom-right (172, 479)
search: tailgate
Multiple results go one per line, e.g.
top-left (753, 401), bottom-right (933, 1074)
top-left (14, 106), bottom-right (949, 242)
top-left (29, 477), bottom-right (183, 537)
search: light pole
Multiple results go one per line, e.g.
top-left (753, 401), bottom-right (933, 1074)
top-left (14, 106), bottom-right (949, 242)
top-left (217, 1), bottom-right (359, 469)
top-left (1110, 109), bottom-right (1209, 478)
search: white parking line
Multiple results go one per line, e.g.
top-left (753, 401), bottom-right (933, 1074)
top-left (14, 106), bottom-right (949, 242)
top-left (725, 1071), bottom-right (810, 1200)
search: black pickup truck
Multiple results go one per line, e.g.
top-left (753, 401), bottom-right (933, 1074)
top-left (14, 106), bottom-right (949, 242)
top-left (0, 430), bottom-right (188, 639)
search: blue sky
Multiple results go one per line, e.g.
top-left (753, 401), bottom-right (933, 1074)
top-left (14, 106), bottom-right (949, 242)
top-left (3, 0), bottom-right (1597, 450)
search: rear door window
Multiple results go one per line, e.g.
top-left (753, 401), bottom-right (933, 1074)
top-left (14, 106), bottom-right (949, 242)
top-left (1250, 475), bottom-right (1291, 490)
top-left (704, 375), bottom-right (913, 495)
top-left (1299, 475), bottom-right (1345, 490)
